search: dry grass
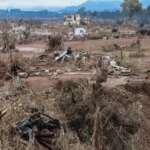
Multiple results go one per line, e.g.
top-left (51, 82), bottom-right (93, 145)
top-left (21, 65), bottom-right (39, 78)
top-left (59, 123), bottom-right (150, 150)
top-left (54, 76), bottom-right (148, 150)
top-left (46, 34), bottom-right (64, 52)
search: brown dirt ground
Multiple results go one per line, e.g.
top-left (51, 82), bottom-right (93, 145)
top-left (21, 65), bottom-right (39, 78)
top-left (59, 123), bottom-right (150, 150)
top-left (1, 36), bottom-right (149, 149)
top-left (21, 36), bottom-right (150, 123)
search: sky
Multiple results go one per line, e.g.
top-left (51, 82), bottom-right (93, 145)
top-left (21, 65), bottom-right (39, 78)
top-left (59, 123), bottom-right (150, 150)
top-left (0, 0), bottom-right (87, 8)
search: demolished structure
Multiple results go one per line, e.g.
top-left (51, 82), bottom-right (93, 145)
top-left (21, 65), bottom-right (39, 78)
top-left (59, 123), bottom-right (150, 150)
top-left (64, 14), bottom-right (81, 26)
top-left (16, 113), bottom-right (61, 150)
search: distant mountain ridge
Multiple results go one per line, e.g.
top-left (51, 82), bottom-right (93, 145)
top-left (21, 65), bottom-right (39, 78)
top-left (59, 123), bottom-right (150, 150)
top-left (60, 0), bottom-right (121, 13)
top-left (141, 0), bottom-right (150, 7)
top-left (0, 0), bottom-right (149, 13)
top-left (61, 0), bottom-right (150, 13)
top-left (80, 0), bottom-right (121, 11)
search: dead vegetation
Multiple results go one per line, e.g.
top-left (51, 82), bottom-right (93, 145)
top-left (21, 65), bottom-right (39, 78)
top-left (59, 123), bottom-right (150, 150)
top-left (54, 75), bottom-right (149, 150)
top-left (0, 36), bottom-right (149, 150)
top-left (0, 21), bottom-right (150, 150)
top-left (46, 34), bottom-right (64, 52)
top-left (0, 60), bottom-right (7, 80)
top-left (102, 43), bottom-right (121, 52)
top-left (0, 31), bottom-right (17, 53)
top-left (1, 66), bottom-right (148, 150)
top-left (125, 80), bottom-right (150, 96)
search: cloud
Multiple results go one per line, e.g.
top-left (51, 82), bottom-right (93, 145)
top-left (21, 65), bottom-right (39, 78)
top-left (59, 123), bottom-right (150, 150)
top-left (0, 0), bottom-right (87, 8)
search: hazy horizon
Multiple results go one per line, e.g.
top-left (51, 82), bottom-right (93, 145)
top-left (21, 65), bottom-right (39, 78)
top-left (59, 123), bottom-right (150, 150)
top-left (0, 0), bottom-right (148, 10)
top-left (0, 0), bottom-right (87, 9)
top-left (0, 0), bottom-right (124, 9)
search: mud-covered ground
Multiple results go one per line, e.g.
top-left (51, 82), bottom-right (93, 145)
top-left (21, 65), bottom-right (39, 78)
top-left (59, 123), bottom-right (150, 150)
top-left (0, 33), bottom-right (150, 150)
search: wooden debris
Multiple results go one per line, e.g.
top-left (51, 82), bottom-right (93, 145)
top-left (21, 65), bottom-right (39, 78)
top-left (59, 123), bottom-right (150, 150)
top-left (0, 109), bottom-right (7, 119)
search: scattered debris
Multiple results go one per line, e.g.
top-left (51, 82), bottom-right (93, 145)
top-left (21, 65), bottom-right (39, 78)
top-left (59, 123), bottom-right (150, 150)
top-left (0, 21), bottom-right (150, 150)
top-left (54, 47), bottom-right (90, 63)
top-left (110, 59), bottom-right (130, 73)
top-left (0, 108), bottom-right (7, 119)
top-left (101, 56), bottom-right (131, 76)
top-left (18, 72), bottom-right (29, 78)
top-left (74, 27), bottom-right (88, 39)
top-left (55, 47), bottom-right (73, 61)
top-left (68, 27), bottom-right (88, 41)
top-left (29, 67), bottom-right (50, 77)
top-left (16, 113), bottom-right (61, 150)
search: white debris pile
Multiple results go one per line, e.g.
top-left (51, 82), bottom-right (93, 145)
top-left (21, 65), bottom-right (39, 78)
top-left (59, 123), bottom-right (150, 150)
top-left (55, 47), bottom-right (73, 61)
top-left (54, 47), bottom-right (90, 62)
top-left (102, 56), bottom-right (131, 75)
top-left (68, 27), bottom-right (88, 41)
top-left (29, 67), bottom-right (50, 77)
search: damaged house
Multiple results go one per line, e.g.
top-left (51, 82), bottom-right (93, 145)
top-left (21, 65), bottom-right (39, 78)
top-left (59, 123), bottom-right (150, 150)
top-left (64, 14), bottom-right (81, 26)
top-left (64, 14), bottom-right (90, 26)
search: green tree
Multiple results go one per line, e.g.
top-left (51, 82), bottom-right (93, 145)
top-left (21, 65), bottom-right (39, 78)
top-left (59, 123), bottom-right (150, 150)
top-left (78, 7), bottom-right (86, 16)
top-left (121, 0), bottom-right (143, 17)
top-left (147, 5), bottom-right (150, 12)
top-left (92, 11), bottom-right (98, 18)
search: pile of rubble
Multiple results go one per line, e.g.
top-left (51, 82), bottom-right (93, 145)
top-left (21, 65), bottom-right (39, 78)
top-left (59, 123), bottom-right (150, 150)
top-left (0, 62), bottom-right (149, 150)
top-left (16, 113), bottom-right (61, 150)
top-left (100, 56), bottom-right (131, 76)
top-left (54, 47), bottom-right (90, 63)
top-left (0, 88), bottom-right (62, 150)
